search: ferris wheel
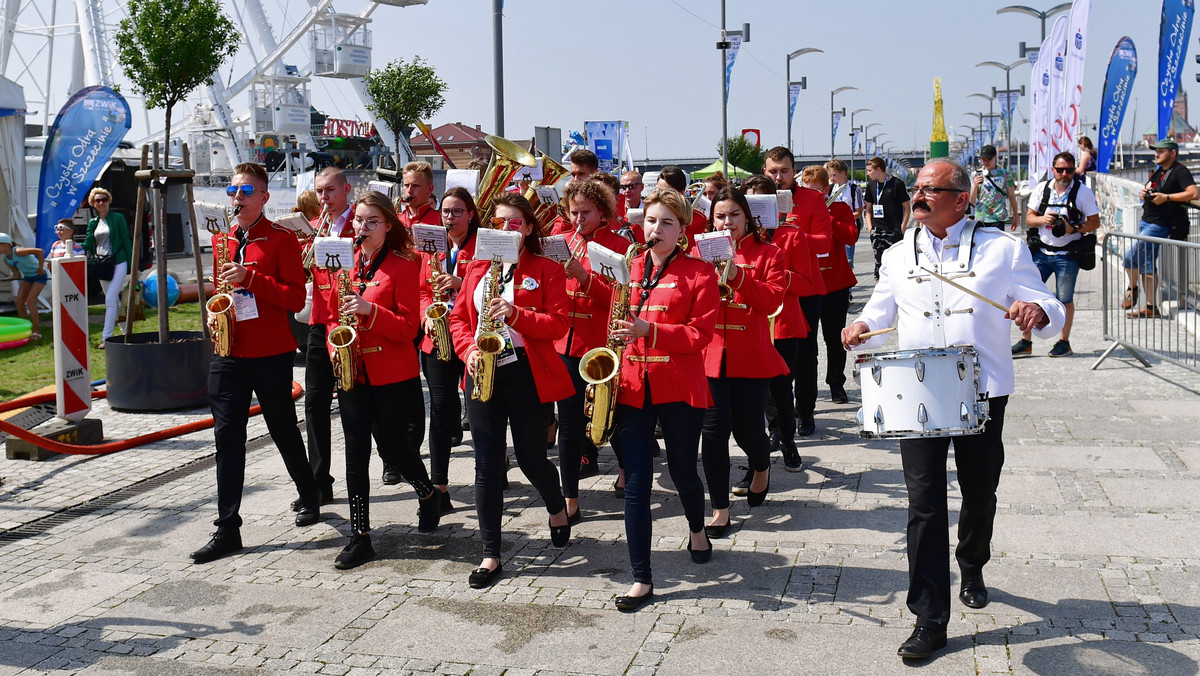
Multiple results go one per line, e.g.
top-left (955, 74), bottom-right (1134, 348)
top-left (1, 0), bottom-right (426, 179)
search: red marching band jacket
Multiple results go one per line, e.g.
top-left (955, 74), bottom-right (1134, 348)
top-left (399, 202), bottom-right (441, 230)
top-left (766, 224), bottom-right (816, 340)
top-left (417, 233), bottom-right (477, 355)
top-left (447, 252), bottom-right (575, 404)
top-left (703, 236), bottom-right (789, 379)
top-left (211, 218), bottom-right (306, 359)
top-left (684, 209), bottom-right (708, 251)
top-left (308, 208), bottom-right (356, 328)
top-left (556, 227), bottom-right (633, 357)
top-left (821, 200), bottom-right (859, 293)
top-left (321, 249), bottom-right (422, 386)
top-left (617, 253), bottom-right (719, 410)
top-left (784, 185), bottom-right (833, 296)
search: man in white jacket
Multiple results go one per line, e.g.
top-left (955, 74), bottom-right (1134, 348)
top-left (842, 159), bottom-right (1065, 661)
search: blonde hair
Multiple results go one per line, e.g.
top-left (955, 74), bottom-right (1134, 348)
top-left (562, 178), bottom-right (617, 223)
top-left (88, 187), bottom-right (112, 206)
top-left (293, 189), bottom-right (321, 220)
top-left (642, 187), bottom-right (691, 226)
top-left (402, 161), bottom-right (434, 184)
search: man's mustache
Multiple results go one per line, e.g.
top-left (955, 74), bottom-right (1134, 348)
top-left (913, 200), bottom-right (931, 211)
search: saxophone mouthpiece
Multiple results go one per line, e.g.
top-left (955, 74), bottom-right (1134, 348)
top-left (232, 205), bottom-right (242, 217)
top-left (354, 235), bottom-right (365, 247)
top-left (645, 238), bottom-right (661, 248)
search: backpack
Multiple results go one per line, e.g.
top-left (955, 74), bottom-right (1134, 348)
top-left (1029, 178), bottom-right (1095, 270)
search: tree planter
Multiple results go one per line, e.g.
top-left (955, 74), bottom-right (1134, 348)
top-left (104, 332), bottom-right (211, 410)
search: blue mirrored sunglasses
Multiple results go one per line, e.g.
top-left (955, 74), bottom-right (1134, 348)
top-left (226, 184), bottom-right (256, 196)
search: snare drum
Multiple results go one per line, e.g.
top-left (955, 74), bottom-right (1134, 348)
top-left (854, 346), bottom-right (990, 439)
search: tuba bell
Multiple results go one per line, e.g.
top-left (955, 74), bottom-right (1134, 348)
top-left (524, 154), bottom-right (570, 230)
top-left (475, 135), bottom-right (537, 223)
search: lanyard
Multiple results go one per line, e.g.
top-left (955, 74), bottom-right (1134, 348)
top-left (233, 214), bottom-right (261, 265)
top-left (635, 246), bottom-right (681, 316)
top-left (875, 179), bottom-right (885, 203)
top-left (448, 229), bottom-right (473, 272)
top-left (356, 247), bottom-right (389, 295)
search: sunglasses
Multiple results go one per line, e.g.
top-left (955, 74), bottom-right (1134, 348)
top-left (226, 184), bottom-right (256, 196)
top-left (490, 217), bottom-right (525, 230)
top-left (92, 197), bottom-right (110, 203)
top-left (1053, 166), bottom-right (1076, 175)
top-left (619, 183), bottom-right (643, 191)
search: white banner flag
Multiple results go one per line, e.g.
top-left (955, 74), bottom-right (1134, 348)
top-left (1058, 0), bottom-right (1091, 151)
top-left (724, 35), bottom-right (742, 105)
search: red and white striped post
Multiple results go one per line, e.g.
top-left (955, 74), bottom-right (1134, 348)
top-left (51, 256), bottom-right (91, 422)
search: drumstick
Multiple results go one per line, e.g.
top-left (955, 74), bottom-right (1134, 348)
top-left (860, 327), bottom-right (896, 339)
top-left (920, 267), bottom-right (1009, 312)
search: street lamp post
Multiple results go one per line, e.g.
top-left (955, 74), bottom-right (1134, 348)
top-left (977, 59), bottom-right (1028, 172)
top-left (862, 123), bottom-right (881, 159)
top-left (831, 86), bottom-right (857, 160)
top-left (849, 107), bottom-right (871, 177)
top-left (717, 1), bottom-right (750, 177)
top-left (870, 132), bottom-right (889, 160)
top-left (969, 93), bottom-right (998, 143)
top-left (999, 3), bottom-right (1073, 43)
top-left (785, 47), bottom-right (823, 154)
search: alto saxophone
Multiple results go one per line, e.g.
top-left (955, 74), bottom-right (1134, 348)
top-left (327, 266), bottom-right (361, 391)
top-left (206, 205), bottom-right (239, 357)
top-left (579, 240), bottom-right (653, 446)
top-left (471, 260), bottom-right (506, 402)
top-left (426, 253), bottom-right (454, 362)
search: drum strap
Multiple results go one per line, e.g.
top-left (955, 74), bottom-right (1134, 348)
top-left (904, 220), bottom-right (981, 349)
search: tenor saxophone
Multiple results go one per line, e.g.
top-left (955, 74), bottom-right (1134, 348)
top-left (471, 260), bottom-right (506, 402)
top-left (426, 254), bottom-right (454, 362)
top-left (327, 267), bottom-right (361, 391)
top-left (206, 206), bottom-right (239, 357)
top-left (579, 240), bottom-right (653, 446)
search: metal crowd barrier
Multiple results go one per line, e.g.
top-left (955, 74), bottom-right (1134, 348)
top-left (1095, 230), bottom-right (1200, 371)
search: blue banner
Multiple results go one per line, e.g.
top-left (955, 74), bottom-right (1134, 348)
top-left (788, 83), bottom-right (802, 129)
top-left (1098, 37), bottom-right (1138, 174)
top-left (36, 86), bottom-right (131, 252)
top-left (724, 35), bottom-right (742, 105)
top-left (1158, 0), bottom-right (1194, 140)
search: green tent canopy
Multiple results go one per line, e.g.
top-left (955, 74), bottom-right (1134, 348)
top-left (691, 158), bottom-right (752, 180)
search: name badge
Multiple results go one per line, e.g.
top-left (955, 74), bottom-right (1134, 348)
top-left (232, 289), bottom-right (259, 321)
top-left (872, 204), bottom-right (885, 219)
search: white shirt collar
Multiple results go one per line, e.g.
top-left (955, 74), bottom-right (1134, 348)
top-left (920, 216), bottom-right (968, 260)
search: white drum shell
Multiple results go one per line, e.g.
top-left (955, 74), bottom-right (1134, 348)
top-left (854, 346), bottom-right (989, 439)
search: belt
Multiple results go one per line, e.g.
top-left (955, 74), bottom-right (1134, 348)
top-left (628, 355), bottom-right (670, 363)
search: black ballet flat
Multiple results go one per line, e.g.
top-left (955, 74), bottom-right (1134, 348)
top-left (747, 468), bottom-right (771, 508)
top-left (567, 508), bottom-right (583, 526)
top-left (704, 521), bottom-right (730, 539)
top-left (688, 532), bottom-right (713, 563)
top-left (468, 563), bottom-right (503, 589)
top-left (615, 586), bottom-right (654, 612)
top-left (550, 517), bottom-right (572, 547)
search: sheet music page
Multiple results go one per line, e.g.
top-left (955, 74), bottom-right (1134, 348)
top-left (445, 169), bottom-right (480, 197)
top-left (540, 234), bottom-right (571, 263)
top-left (195, 202), bottom-right (230, 234)
top-left (273, 212), bottom-right (314, 236)
top-left (693, 195), bottom-right (712, 218)
top-left (775, 190), bottom-right (793, 214)
top-left (413, 224), bottom-right (447, 256)
top-left (694, 231), bottom-right (734, 262)
top-left (366, 180), bottom-right (395, 198)
top-left (746, 195), bottom-right (780, 230)
top-left (476, 229), bottom-right (522, 264)
top-left (515, 156), bottom-right (544, 183)
top-left (625, 207), bottom-right (644, 225)
top-left (587, 242), bottom-right (629, 285)
top-left (313, 237), bottom-right (355, 270)
top-left (535, 185), bottom-right (561, 206)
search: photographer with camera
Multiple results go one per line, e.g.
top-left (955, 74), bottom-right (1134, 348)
top-left (968, 145), bottom-right (1019, 231)
top-left (1012, 151), bottom-right (1099, 358)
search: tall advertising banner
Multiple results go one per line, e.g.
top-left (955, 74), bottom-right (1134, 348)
top-left (1158, 0), bottom-right (1195, 139)
top-left (1097, 38), bottom-right (1138, 173)
top-left (831, 111), bottom-right (843, 142)
top-left (724, 35), bottom-right (742, 105)
top-left (584, 120), bottom-right (628, 173)
top-left (1046, 16), bottom-right (1070, 154)
top-left (1058, 0), bottom-right (1092, 151)
top-left (1029, 17), bottom-right (1066, 189)
top-left (35, 86), bottom-right (131, 252)
top-left (788, 83), bottom-right (802, 129)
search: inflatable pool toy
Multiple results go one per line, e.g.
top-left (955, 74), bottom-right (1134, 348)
top-left (0, 336), bottom-right (31, 350)
top-left (0, 317), bottom-right (33, 344)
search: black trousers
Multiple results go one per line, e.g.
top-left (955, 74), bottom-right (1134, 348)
top-left (557, 354), bottom-right (600, 499)
top-left (794, 295), bottom-right (823, 417)
top-left (339, 377), bottom-right (433, 534)
top-left (210, 352), bottom-right (317, 534)
top-left (421, 350), bottom-right (464, 486)
top-left (617, 385), bottom-right (706, 585)
top-left (901, 396), bottom-right (1008, 628)
top-left (818, 286), bottom-right (852, 389)
top-left (871, 229), bottom-right (903, 275)
top-left (466, 354), bottom-right (566, 559)
top-left (766, 337), bottom-right (799, 441)
top-left (304, 324), bottom-right (336, 491)
top-left (702, 369), bottom-right (771, 510)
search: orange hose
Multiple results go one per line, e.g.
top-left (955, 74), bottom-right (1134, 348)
top-left (0, 382), bottom-right (304, 456)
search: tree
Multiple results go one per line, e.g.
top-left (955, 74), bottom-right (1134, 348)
top-left (362, 57), bottom-right (448, 166)
top-left (718, 135), bottom-right (766, 175)
top-left (115, 0), bottom-right (240, 161)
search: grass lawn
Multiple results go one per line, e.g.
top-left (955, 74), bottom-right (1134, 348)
top-left (0, 301), bottom-right (205, 401)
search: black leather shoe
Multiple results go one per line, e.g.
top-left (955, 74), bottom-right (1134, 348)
top-left (291, 487), bottom-right (333, 511)
top-left (613, 478), bottom-right (625, 499)
top-left (381, 468), bottom-right (401, 485)
top-left (798, 414), bottom-right (816, 437)
top-left (549, 516), bottom-right (571, 547)
top-left (747, 468), bottom-right (771, 508)
top-left (566, 508), bottom-right (583, 526)
top-left (731, 466), bottom-right (752, 496)
top-left (579, 455), bottom-right (600, 479)
top-left (417, 492), bottom-right (441, 534)
top-left (830, 385), bottom-right (849, 404)
top-left (190, 532), bottom-right (242, 563)
top-left (704, 520), bottom-right (729, 539)
top-left (295, 506), bottom-right (320, 527)
top-left (333, 533), bottom-right (375, 570)
top-left (688, 532), bottom-right (712, 563)
top-left (959, 572), bottom-right (989, 609)
top-left (468, 563), bottom-right (503, 589)
top-left (449, 430), bottom-right (463, 447)
top-left (780, 439), bottom-right (804, 472)
top-left (897, 626), bottom-right (947, 660)
top-left (439, 490), bottom-right (453, 513)
top-left (615, 586), bottom-right (654, 612)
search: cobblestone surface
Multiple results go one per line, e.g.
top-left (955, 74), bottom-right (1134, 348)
top-left (2, 248), bottom-right (1200, 674)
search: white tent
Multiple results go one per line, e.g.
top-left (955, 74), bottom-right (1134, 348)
top-left (0, 75), bottom-right (29, 246)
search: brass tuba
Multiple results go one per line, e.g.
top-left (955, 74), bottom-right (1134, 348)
top-left (579, 240), bottom-right (653, 446)
top-left (425, 253), bottom-right (454, 362)
top-left (476, 135), bottom-right (537, 223)
top-left (206, 205), bottom-right (239, 357)
top-left (328, 267), bottom-right (361, 391)
top-left (471, 259), bottom-right (506, 402)
top-left (523, 154), bottom-right (570, 230)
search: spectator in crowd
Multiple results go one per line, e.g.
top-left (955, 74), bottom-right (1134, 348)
top-left (0, 232), bottom-right (46, 340)
top-left (49, 220), bottom-right (85, 259)
top-left (863, 157), bottom-right (909, 280)
top-left (1125, 138), bottom-right (1198, 318)
top-left (83, 187), bottom-right (132, 348)
top-left (969, 145), bottom-right (1019, 231)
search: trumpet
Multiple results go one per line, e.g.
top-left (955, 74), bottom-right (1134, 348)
top-left (579, 239), bottom-right (655, 446)
top-left (471, 259), bottom-right (506, 402)
top-left (206, 205), bottom-right (240, 357)
top-left (716, 258), bottom-right (736, 301)
top-left (826, 181), bottom-right (848, 207)
top-left (301, 205), bottom-right (335, 275)
top-left (426, 252), bottom-right (454, 362)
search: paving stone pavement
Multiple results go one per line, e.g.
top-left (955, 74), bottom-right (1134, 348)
top-left (2, 240), bottom-right (1200, 675)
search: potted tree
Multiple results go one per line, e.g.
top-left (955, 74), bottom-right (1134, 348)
top-left (105, 0), bottom-right (239, 410)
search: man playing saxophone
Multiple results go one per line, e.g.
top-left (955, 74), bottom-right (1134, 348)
top-left (191, 162), bottom-right (322, 565)
top-left (447, 193), bottom-right (574, 590)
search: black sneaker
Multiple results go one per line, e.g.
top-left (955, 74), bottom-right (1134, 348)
top-left (830, 385), bottom-right (849, 404)
top-left (579, 455), bottom-right (600, 479)
top-left (780, 439), bottom-right (804, 472)
top-left (798, 414), bottom-right (816, 437)
top-left (439, 490), bottom-right (453, 513)
top-left (732, 466), bottom-right (752, 496)
top-left (381, 467), bottom-right (401, 485)
top-left (417, 493), bottom-right (441, 533)
top-left (334, 533), bottom-right (375, 570)
top-left (450, 430), bottom-right (464, 447)
top-left (1011, 338), bottom-right (1033, 358)
top-left (1047, 340), bottom-right (1072, 358)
